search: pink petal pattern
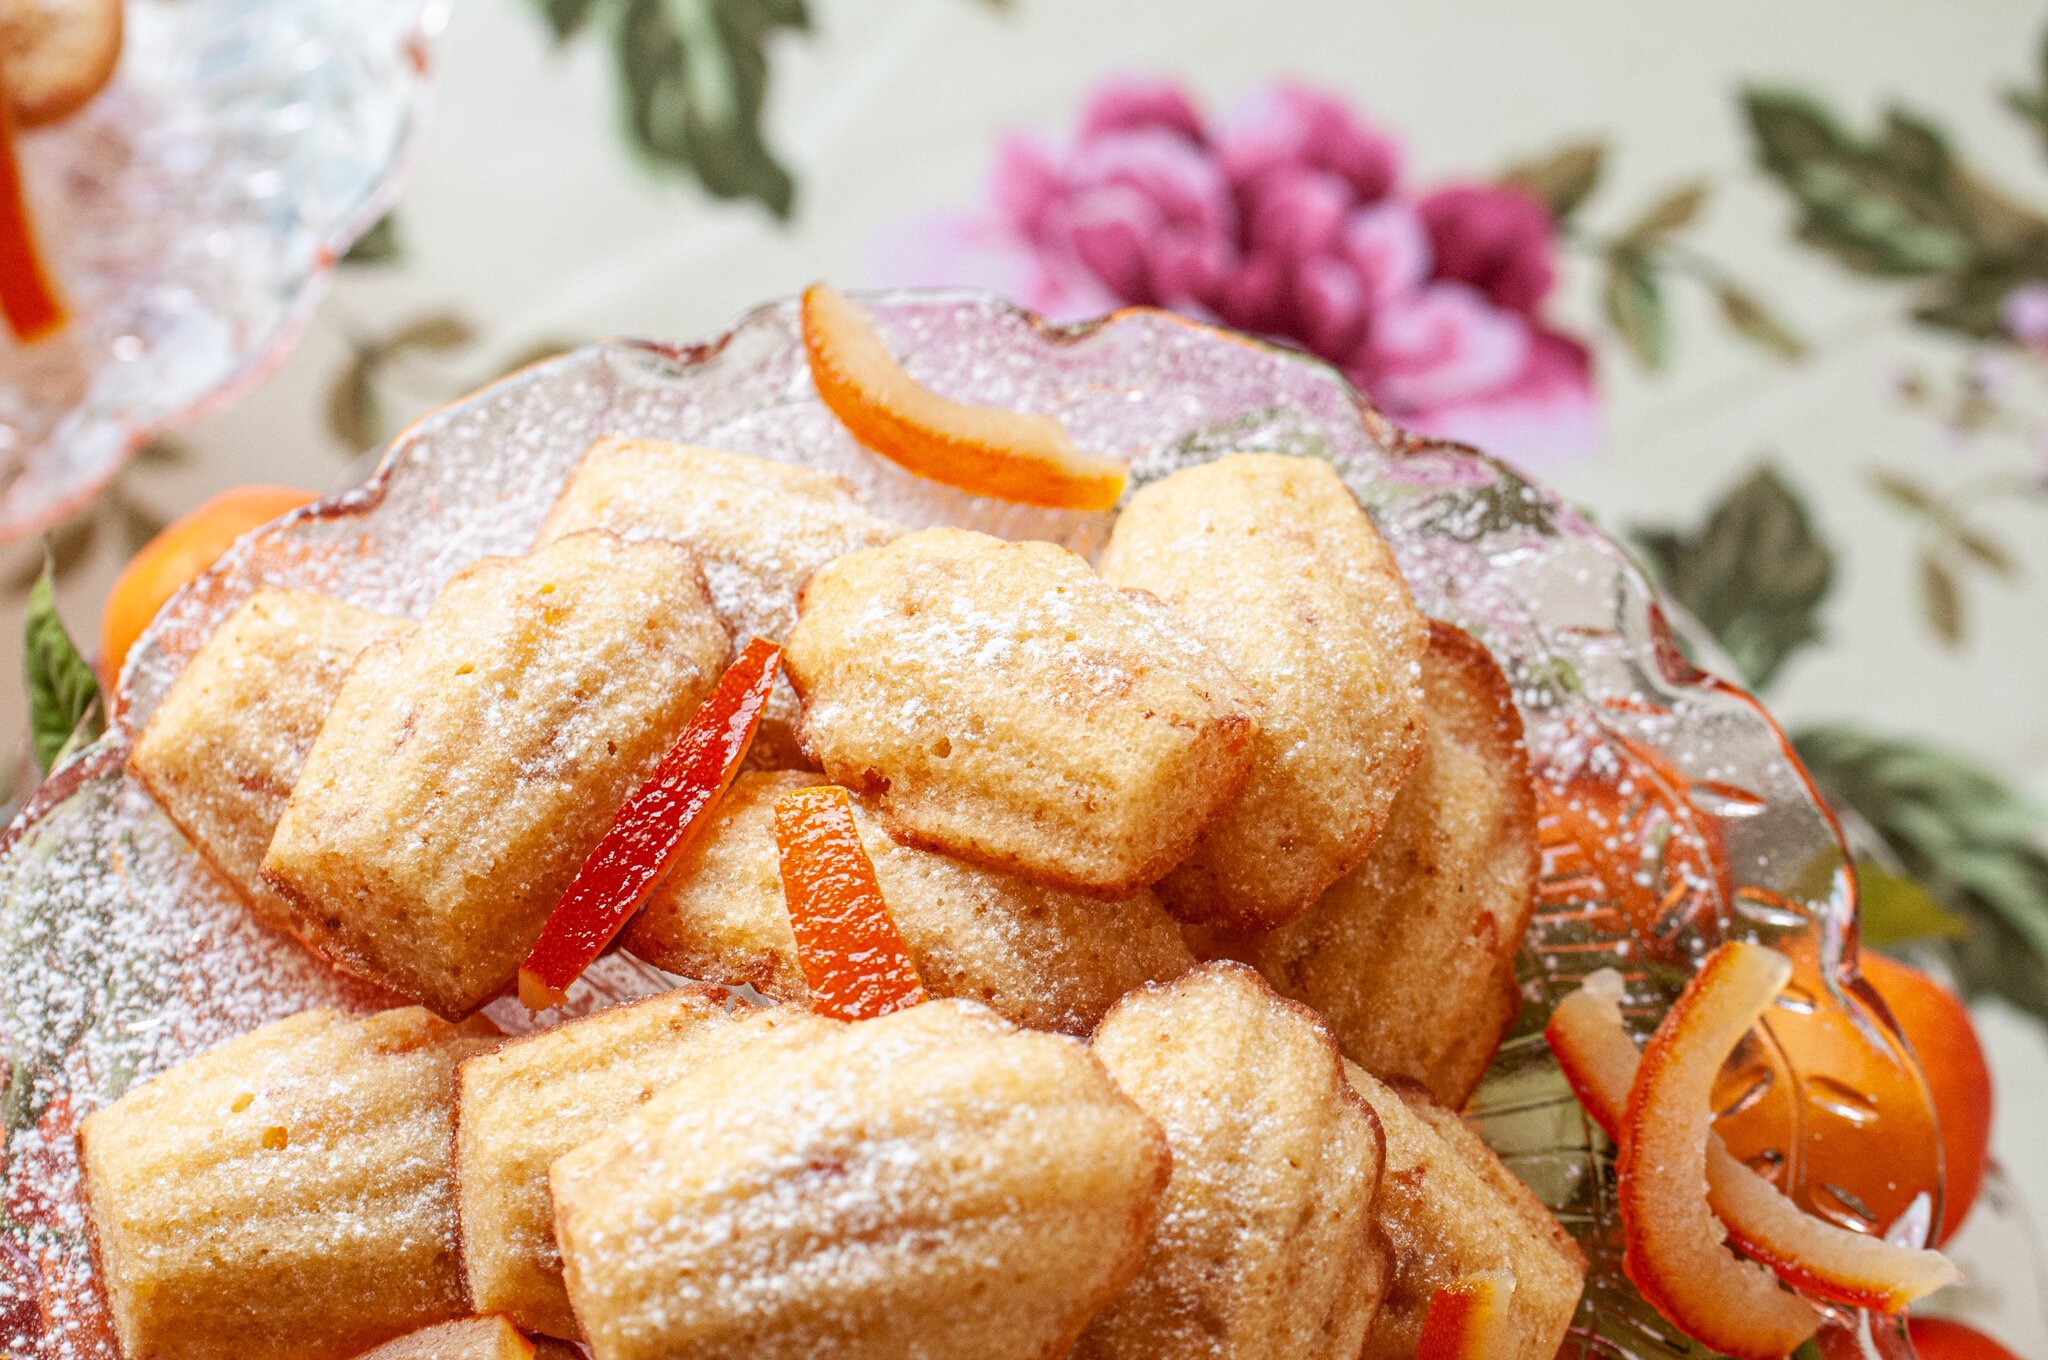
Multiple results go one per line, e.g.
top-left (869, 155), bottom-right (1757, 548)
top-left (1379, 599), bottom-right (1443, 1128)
top-left (869, 77), bottom-right (1601, 468)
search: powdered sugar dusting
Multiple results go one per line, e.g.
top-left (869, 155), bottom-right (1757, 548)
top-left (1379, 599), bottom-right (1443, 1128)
top-left (4, 292), bottom-right (1917, 1358)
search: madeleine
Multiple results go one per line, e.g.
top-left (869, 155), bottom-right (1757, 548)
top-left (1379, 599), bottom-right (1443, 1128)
top-left (622, 769), bottom-right (1193, 1035)
top-left (551, 1000), bottom-right (1168, 1360)
top-left (1077, 963), bottom-right (1389, 1360)
top-left (128, 587), bottom-right (410, 935)
top-left (784, 527), bottom-right (1256, 897)
top-left (536, 437), bottom-right (899, 766)
top-left (263, 532), bottom-right (729, 1018)
top-left (79, 1008), bottom-right (498, 1360)
top-left (351, 1316), bottom-right (576, 1360)
top-left (1202, 621), bottom-right (1539, 1105)
top-left (1346, 1066), bottom-right (1586, 1360)
top-left (456, 992), bottom-right (835, 1341)
top-left (1098, 453), bottom-right (1427, 929)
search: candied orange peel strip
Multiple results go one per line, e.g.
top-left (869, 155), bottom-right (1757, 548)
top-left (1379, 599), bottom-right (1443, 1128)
top-left (1612, 944), bottom-right (1823, 1358)
top-left (1417, 1270), bottom-right (1518, 1360)
top-left (518, 639), bottom-right (782, 1010)
top-left (772, 784), bottom-right (926, 1021)
top-left (0, 91), bottom-right (64, 343)
top-left (801, 281), bottom-right (1127, 511)
top-left (1546, 968), bottom-right (1956, 1315)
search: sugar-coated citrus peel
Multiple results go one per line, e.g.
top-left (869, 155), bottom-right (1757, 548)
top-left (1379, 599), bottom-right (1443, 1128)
top-left (517, 639), bottom-right (782, 1010)
top-left (0, 90), bottom-right (64, 343)
top-left (772, 784), bottom-right (926, 1021)
top-left (800, 281), bottom-right (1127, 511)
top-left (1548, 969), bottom-right (1957, 1314)
top-left (1417, 1270), bottom-right (1519, 1360)
top-left (1614, 943), bottom-right (1820, 1358)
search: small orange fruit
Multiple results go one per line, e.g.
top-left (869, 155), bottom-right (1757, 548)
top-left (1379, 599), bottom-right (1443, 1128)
top-left (800, 282), bottom-right (1126, 511)
top-left (1859, 952), bottom-right (1993, 1245)
top-left (1907, 1316), bottom-right (2023, 1360)
top-left (98, 484), bottom-right (317, 687)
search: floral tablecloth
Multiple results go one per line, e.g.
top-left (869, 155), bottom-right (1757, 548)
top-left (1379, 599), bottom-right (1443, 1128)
top-left (6, 0), bottom-right (2046, 1349)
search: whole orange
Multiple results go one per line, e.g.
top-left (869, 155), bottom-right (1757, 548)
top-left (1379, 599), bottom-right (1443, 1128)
top-left (97, 484), bottom-right (316, 688)
top-left (1860, 951), bottom-right (1994, 1245)
top-left (1907, 1316), bottom-right (2023, 1360)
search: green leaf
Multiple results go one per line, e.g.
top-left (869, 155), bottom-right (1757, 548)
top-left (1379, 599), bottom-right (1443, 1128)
top-left (1629, 464), bottom-right (1834, 690)
top-left (1499, 140), bottom-right (1607, 221)
top-left (134, 437), bottom-right (192, 468)
top-left (1621, 180), bottom-right (1710, 246)
top-left (1601, 248), bottom-right (1667, 369)
top-left (1857, 859), bottom-right (1970, 946)
top-left (342, 212), bottom-right (403, 266)
top-left (608, 0), bottom-right (808, 217)
top-left (1913, 258), bottom-right (2035, 339)
top-left (381, 312), bottom-right (478, 357)
top-left (1873, 469), bottom-right (2023, 580)
top-left (534, 0), bottom-right (602, 40)
top-left (1872, 469), bottom-right (1939, 514)
top-left (1741, 87), bottom-right (1980, 278)
top-left (1797, 726), bottom-right (2048, 1022)
top-left (1918, 550), bottom-right (1963, 645)
top-left (23, 560), bottom-right (103, 774)
top-left (2002, 26), bottom-right (2048, 162)
top-left (1713, 281), bottom-right (1806, 359)
top-left (1952, 522), bottom-right (2020, 579)
top-left (326, 349), bottom-right (383, 454)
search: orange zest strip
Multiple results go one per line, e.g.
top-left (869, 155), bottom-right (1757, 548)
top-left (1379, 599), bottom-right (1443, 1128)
top-left (1615, 943), bottom-right (1820, 1359)
top-left (772, 784), bottom-right (926, 1021)
top-left (800, 281), bottom-right (1127, 512)
top-left (517, 639), bottom-right (782, 1010)
top-left (1545, 968), bottom-right (1638, 1136)
top-left (1548, 970), bottom-right (1949, 1310)
top-left (1417, 1270), bottom-right (1518, 1360)
top-left (0, 94), bottom-right (64, 343)
top-left (1707, 1150), bottom-right (1957, 1313)
top-left (1547, 968), bottom-right (1956, 1313)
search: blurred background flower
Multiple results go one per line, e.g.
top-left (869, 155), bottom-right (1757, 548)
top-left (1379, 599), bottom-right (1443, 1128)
top-left (872, 78), bottom-right (1600, 468)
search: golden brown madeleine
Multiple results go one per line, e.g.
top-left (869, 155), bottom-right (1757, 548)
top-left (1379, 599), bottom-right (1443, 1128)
top-left (79, 1007), bottom-right (499, 1360)
top-left (128, 587), bottom-right (411, 936)
top-left (1199, 621), bottom-right (1538, 1106)
top-left (349, 1316), bottom-right (536, 1360)
top-left (1345, 1063), bottom-right (1586, 1360)
top-left (621, 769), bottom-right (1194, 1034)
top-left (535, 438), bottom-right (900, 767)
top-left (456, 991), bottom-right (834, 1340)
top-left (262, 533), bottom-right (730, 1018)
top-left (1075, 963), bottom-right (1388, 1360)
top-left (784, 527), bottom-right (1256, 897)
top-left (550, 999), bottom-right (1169, 1360)
top-left (1401, 1095), bottom-right (1587, 1276)
top-left (1098, 454), bottom-right (1427, 929)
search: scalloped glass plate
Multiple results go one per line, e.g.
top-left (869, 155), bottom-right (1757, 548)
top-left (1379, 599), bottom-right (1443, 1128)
top-left (0, 290), bottom-right (1942, 1357)
top-left (0, 0), bottom-right (436, 541)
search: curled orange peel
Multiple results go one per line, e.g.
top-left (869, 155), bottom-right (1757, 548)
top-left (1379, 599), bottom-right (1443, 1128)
top-left (1547, 968), bottom-right (1956, 1314)
top-left (1614, 943), bottom-right (1820, 1358)
top-left (1560, 949), bottom-right (1954, 1356)
top-left (1417, 1270), bottom-right (1519, 1360)
top-left (800, 282), bottom-right (1126, 511)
